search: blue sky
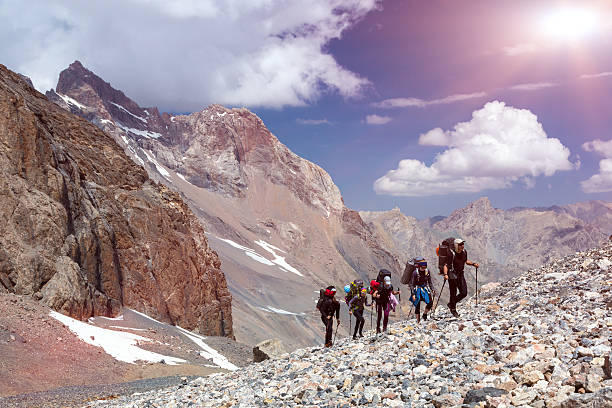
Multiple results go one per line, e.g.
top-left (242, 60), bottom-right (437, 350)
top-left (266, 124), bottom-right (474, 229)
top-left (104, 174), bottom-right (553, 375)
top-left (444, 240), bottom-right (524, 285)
top-left (1, 0), bottom-right (611, 218)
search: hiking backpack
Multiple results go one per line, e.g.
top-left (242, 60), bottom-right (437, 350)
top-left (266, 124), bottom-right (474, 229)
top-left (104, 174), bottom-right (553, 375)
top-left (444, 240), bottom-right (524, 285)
top-left (368, 279), bottom-right (380, 295)
top-left (344, 280), bottom-right (363, 305)
top-left (436, 237), bottom-right (455, 273)
top-left (401, 257), bottom-right (425, 285)
top-left (376, 269), bottom-right (392, 284)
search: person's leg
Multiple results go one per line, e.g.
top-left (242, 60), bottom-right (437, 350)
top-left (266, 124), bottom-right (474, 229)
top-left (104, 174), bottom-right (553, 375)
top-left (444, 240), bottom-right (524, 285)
top-left (376, 303), bottom-right (383, 333)
top-left (383, 304), bottom-right (390, 331)
top-left (423, 299), bottom-right (433, 320)
top-left (456, 274), bottom-right (468, 304)
top-left (358, 315), bottom-right (365, 336)
top-left (448, 278), bottom-right (458, 310)
top-left (324, 317), bottom-right (333, 346)
top-left (353, 310), bottom-right (362, 338)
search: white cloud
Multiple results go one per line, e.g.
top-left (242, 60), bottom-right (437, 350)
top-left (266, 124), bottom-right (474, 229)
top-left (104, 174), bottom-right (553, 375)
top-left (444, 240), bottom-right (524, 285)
top-left (0, 0), bottom-right (380, 111)
top-left (580, 72), bottom-right (612, 80)
top-left (372, 92), bottom-right (486, 109)
top-left (503, 43), bottom-right (538, 56)
top-left (581, 139), bottom-right (612, 193)
top-left (507, 82), bottom-right (560, 91)
top-left (374, 101), bottom-right (576, 197)
top-left (296, 118), bottom-right (332, 125)
top-left (365, 114), bottom-right (392, 125)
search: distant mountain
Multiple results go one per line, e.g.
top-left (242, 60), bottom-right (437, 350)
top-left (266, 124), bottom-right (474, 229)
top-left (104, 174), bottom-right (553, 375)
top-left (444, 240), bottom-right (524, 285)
top-left (0, 63), bottom-right (232, 337)
top-left (361, 197), bottom-right (609, 291)
top-left (48, 61), bottom-right (400, 349)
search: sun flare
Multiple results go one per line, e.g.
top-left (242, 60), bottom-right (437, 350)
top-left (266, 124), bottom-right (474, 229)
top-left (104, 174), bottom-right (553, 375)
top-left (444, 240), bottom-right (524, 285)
top-left (541, 7), bottom-right (601, 42)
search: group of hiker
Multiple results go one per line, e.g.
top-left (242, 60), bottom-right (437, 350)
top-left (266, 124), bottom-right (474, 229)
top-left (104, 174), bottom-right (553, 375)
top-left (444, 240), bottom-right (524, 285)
top-left (316, 237), bottom-right (479, 347)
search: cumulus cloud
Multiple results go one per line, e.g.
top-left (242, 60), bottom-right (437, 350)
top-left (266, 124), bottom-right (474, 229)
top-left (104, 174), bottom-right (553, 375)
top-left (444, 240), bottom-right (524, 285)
top-left (581, 139), bottom-right (612, 193)
top-left (296, 118), bottom-right (332, 125)
top-left (507, 82), bottom-right (560, 91)
top-left (0, 0), bottom-right (379, 111)
top-left (372, 92), bottom-right (486, 109)
top-left (365, 114), bottom-right (392, 125)
top-left (374, 101), bottom-right (576, 196)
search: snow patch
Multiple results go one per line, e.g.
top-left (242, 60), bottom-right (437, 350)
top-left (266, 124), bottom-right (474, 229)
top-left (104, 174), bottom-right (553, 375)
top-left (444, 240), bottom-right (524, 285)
top-left (49, 311), bottom-right (186, 365)
top-left (216, 111), bottom-right (227, 117)
top-left (255, 240), bottom-right (303, 277)
top-left (218, 238), bottom-right (275, 266)
top-left (176, 173), bottom-right (192, 185)
top-left (175, 327), bottom-right (238, 371)
top-left (58, 93), bottom-right (87, 110)
top-left (117, 123), bottom-right (162, 139)
top-left (258, 306), bottom-right (304, 316)
top-left (110, 102), bottom-right (147, 123)
top-left (142, 150), bottom-right (171, 180)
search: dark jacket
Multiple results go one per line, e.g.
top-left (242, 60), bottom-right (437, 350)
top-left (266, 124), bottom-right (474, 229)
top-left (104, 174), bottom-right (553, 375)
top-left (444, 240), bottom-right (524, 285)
top-left (452, 250), bottom-right (468, 274)
top-left (317, 296), bottom-right (340, 320)
top-left (348, 294), bottom-right (371, 311)
top-left (375, 285), bottom-right (394, 305)
top-left (410, 269), bottom-right (434, 293)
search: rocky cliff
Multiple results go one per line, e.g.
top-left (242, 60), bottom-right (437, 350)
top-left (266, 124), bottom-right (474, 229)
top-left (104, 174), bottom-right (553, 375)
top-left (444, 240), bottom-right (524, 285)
top-left (46, 61), bottom-right (400, 349)
top-left (87, 243), bottom-right (612, 407)
top-left (0, 64), bottom-right (232, 337)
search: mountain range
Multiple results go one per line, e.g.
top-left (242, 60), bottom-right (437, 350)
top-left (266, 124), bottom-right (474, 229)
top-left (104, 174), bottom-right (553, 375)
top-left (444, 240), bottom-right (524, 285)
top-left (41, 60), bottom-right (610, 350)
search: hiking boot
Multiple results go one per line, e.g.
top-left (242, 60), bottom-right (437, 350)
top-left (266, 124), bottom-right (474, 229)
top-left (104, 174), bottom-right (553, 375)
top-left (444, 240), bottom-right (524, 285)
top-left (376, 328), bottom-right (381, 334)
top-left (325, 342), bottom-right (332, 348)
top-left (352, 335), bottom-right (357, 340)
top-left (359, 333), bottom-right (364, 338)
top-left (422, 313), bottom-right (428, 321)
top-left (450, 309), bottom-right (460, 318)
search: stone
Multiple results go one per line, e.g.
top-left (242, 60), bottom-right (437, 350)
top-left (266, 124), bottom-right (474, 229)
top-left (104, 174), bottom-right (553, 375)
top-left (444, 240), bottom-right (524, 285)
top-left (253, 339), bottom-right (286, 362)
top-left (463, 387), bottom-right (507, 404)
top-left (511, 389), bottom-right (537, 406)
top-left (432, 393), bottom-right (463, 408)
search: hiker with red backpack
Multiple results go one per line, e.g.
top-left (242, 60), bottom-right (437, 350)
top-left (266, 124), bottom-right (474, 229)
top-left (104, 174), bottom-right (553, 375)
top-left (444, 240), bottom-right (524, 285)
top-left (316, 286), bottom-right (341, 347)
top-left (372, 269), bottom-right (400, 333)
top-left (441, 238), bottom-right (479, 318)
top-left (348, 288), bottom-right (371, 339)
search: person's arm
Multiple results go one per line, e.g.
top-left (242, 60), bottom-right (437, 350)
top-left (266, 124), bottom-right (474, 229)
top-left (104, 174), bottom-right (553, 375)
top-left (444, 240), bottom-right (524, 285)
top-left (466, 259), bottom-right (479, 268)
top-left (335, 302), bottom-right (340, 322)
top-left (348, 297), bottom-right (355, 313)
top-left (443, 264), bottom-right (449, 280)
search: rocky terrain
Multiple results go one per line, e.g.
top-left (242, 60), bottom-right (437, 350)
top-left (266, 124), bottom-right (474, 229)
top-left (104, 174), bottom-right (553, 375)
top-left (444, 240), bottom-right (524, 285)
top-left (86, 242), bottom-right (612, 407)
top-left (0, 63), bottom-right (232, 336)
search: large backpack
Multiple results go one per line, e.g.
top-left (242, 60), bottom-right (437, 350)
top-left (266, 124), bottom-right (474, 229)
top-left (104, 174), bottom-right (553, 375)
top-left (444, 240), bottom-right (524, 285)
top-left (436, 237), bottom-right (456, 273)
top-left (376, 269), bottom-right (392, 284)
top-left (344, 280), bottom-right (363, 305)
top-left (368, 279), bottom-right (380, 295)
top-left (401, 257), bottom-right (425, 284)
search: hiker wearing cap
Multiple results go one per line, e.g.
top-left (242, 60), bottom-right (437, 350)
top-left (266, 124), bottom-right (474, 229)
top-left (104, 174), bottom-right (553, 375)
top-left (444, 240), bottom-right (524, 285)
top-left (373, 276), bottom-right (400, 333)
top-left (410, 259), bottom-right (435, 323)
top-left (443, 238), bottom-right (479, 318)
top-left (348, 288), bottom-right (371, 339)
top-left (316, 286), bottom-right (341, 347)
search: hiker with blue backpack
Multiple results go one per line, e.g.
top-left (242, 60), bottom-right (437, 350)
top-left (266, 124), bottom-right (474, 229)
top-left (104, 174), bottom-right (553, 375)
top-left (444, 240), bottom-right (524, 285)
top-left (348, 288), bottom-right (371, 339)
top-left (408, 259), bottom-right (435, 323)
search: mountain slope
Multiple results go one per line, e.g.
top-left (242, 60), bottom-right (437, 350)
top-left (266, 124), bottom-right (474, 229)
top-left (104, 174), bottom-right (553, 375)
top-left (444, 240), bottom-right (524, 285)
top-left (87, 243), bottom-right (612, 407)
top-left (0, 63), bottom-right (232, 336)
top-left (47, 61), bottom-right (400, 350)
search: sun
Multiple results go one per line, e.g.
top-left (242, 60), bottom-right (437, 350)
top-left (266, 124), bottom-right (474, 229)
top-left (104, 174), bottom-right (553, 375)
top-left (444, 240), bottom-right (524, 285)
top-left (541, 7), bottom-right (601, 42)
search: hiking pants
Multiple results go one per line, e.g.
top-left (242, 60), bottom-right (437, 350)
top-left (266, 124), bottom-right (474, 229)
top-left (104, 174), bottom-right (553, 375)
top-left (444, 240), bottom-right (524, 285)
top-left (448, 273), bottom-right (467, 310)
top-left (415, 299), bottom-right (433, 314)
top-left (376, 302), bottom-right (390, 332)
top-left (321, 315), bottom-right (334, 345)
top-left (353, 309), bottom-right (365, 336)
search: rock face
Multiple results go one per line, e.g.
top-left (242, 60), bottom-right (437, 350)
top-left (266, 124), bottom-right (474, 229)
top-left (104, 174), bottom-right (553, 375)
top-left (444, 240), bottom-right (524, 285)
top-left (85, 243), bottom-right (612, 407)
top-left (46, 61), bottom-right (399, 350)
top-left (0, 64), bottom-right (232, 337)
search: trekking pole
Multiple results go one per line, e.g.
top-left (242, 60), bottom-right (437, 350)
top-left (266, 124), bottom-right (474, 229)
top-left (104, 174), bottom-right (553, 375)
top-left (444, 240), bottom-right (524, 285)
top-left (333, 321), bottom-right (339, 345)
top-left (370, 303), bottom-right (373, 331)
top-left (475, 266), bottom-right (479, 306)
top-left (432, 280), bottom-right (446, 316)
top-left (349, 312), bottom-right (352, 338)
